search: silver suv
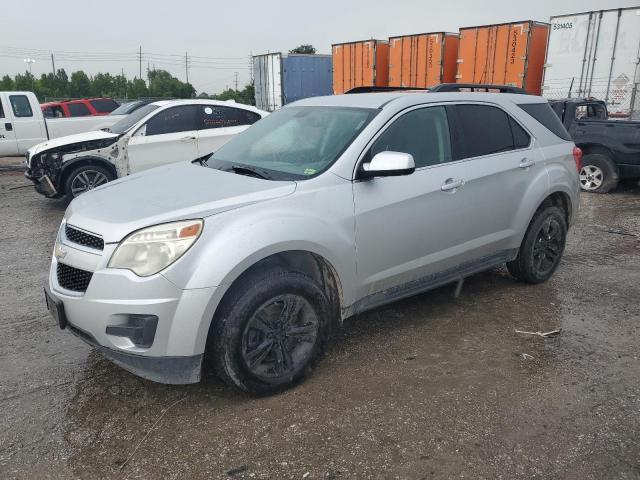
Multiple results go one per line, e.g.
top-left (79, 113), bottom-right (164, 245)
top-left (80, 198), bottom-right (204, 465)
top-left (45, 92), bottom-right (580, 394)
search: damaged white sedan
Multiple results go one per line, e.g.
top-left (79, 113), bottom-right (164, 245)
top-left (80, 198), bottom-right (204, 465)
top-left (25, 99), bottom-right (267, 200)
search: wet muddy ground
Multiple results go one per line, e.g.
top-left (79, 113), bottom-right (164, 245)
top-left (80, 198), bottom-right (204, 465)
top-left (1, 170), bottom-right (639, 479)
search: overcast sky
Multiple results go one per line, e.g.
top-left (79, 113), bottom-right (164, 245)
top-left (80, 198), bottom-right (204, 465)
top-left (1, 0), bottom-right (637, 94)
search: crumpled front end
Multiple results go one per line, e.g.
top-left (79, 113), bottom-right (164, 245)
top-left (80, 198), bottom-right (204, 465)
top-left (25, 137), bottom-right (121, 198)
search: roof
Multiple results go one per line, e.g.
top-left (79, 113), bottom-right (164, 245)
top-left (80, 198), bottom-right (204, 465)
top-left (148, 98), bottom-right (264, 112)
top-left (291, 91), bottom-right (547, 110)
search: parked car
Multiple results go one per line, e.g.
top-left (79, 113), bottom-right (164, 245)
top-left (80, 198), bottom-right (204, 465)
top-left (41, 98), bottom-right (120, 118)
top-left (549, 97), bottom-right (640, 193)
top-left (109, 100), bottom-right (153, 116)
top-left (0, 92), bottom-right (124, 156)
top-left (44, 91), bottom-right (580, 394)
top-left (25, 99), bottom-right (267, 200)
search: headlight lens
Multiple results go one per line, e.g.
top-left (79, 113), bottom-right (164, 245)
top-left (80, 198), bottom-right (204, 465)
top-left (108, 220), bottom-right (203, 276)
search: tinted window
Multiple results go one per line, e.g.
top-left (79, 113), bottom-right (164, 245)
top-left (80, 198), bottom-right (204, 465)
top-left (510, 118), bottom-right (531, 149)
top-left (198, 105), bottom-right (261, 130)
top-left (68, 103), bottom-right (91, 117)
top-left (575, 103), bottom-right (606, 121)
top-left (90, 99), bottom-right (119, 113)
top-left (518, 103), bottom-right (572, 141)
top-left (0, 99), bottom-right (4, 118)
top-left (454, 104), bottom-right (514, 158)
top-left (109, 104), bottom-right (159, 134)
top-left (146, 105), bottom-right (197, 135)
top-left (370, 106), bottom-right (451, 168)
top-left (10, 95), bottom-right (33, 117)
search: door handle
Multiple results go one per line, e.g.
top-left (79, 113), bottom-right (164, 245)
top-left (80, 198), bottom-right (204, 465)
top-left (5, 123), bottom-right (12, 131)
top-left (441, 178), bottom-right (465, 192)
top-left (519, 158), bottom-right (535, 169)
top-left (180, 135), bottom-right (196, 141)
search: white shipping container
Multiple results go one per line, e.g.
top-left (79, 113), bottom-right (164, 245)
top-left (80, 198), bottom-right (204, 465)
top-left (542, 7), bottom-right (640, 117)
top-left (253, 53), bottom-right (283, 112)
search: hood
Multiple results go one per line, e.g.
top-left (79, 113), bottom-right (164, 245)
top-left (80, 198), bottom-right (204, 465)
top-left (28, 130), bottom-right (118, 157)
top-left (65, 162), bottom-right (297, 243)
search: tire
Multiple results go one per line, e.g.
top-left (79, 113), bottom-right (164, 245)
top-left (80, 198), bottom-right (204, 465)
top-left (579, 153), bottom-right (618, 193)
top-left (507, 206), bottom-right (567, 284)
top-left (63, 164), bottom-right (115, 201)
top-left (207, 269), bottom-right (333, 395)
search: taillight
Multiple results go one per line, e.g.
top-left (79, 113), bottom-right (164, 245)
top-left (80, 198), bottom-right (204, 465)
top-left (572, 146), bottom-right (582, 172)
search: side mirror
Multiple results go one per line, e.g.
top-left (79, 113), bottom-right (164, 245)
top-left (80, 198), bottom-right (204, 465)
top-left (360, 151), bottom-right (415, 179)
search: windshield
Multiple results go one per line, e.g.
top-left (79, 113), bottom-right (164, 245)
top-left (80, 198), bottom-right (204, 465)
top-left (110, 101), bottom-right (143, 115)
top-left (108, 104), bottom-right (159, 134)
top-left (206, 106), bottom-right (376, 180)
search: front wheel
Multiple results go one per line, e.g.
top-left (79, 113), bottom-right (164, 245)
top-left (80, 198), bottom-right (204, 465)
top-left (63, 164), bottom-right (114, 201)
top-left (507, 206), bottom-right (567, 284)
top-left (207, 269), bottom-right (333, 395)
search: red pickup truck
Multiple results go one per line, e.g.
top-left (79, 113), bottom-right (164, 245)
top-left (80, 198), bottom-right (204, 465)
top-left (41, 98), bottom-right (119, 118)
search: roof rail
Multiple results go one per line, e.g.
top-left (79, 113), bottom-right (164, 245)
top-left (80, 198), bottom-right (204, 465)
top-left (430, 83), bottom-right (529, 94)
top-left (345, 86), bottom-right (430, 94)
top-left (345, 84), bottom-right (530, 95)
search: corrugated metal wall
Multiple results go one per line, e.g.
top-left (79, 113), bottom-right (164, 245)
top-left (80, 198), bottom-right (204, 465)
top-left (282, 54), bottom-right (333, 104)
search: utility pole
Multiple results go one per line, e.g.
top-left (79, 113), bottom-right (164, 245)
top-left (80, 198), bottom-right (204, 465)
top-left (138, 46), bottom-right (142, 79)
top-left (185, 52), bottom-right (189, 84)
top-left (50, 53), bottom-right (56, 76)
top-left (249, 52), bottom-right (254, 84)
top-left (234, 71), bottom-right (239, 91)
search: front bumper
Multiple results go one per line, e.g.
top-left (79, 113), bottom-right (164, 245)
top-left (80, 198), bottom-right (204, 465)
top-left (24, 169), bottom-right (60, 198)
top-left (47, 228), bottom-right (219, 384)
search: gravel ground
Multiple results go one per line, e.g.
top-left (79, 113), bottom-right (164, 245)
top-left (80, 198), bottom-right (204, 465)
top-left (1, 171), bottom-right (639, 480)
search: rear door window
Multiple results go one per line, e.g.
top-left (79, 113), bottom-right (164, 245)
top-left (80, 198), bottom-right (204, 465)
top-left (198, 105), bottom-right (261, 130)
top-left (68, 102), bottom-right (91, 117)
top-left (369, 106), bottom-right (452, 168)
top-left (146, 105), bottom-right (198, 135)
top-left (9, 95), bottom-right (33, 117)
top-left (517, 103), bottom-right (572, 141)
top-left (452, 104), bottom-right (514, 158)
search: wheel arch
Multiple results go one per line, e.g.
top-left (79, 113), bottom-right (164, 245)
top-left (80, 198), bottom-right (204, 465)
top-left (59, 156), bottom-right (117, 194)
top-left (576, 143), bottom-right (617, 165)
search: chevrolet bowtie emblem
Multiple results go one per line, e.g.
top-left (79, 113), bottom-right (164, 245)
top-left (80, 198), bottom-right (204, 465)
top-left (54, 243), bottom-right (68, 260)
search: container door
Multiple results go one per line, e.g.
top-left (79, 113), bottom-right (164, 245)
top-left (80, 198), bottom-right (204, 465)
top-left (0, 94), bottom-right (19, 156)
top-left (600, 9), bottom-right (640, 117)
top-left (332, 45), bottom-right (345, 94)
top-left (457, 28), bottom-right (481, 84)
top-left (503, 23), bottom-right (530, 89)
top-left (543, 14), bottom-right (597, 99)
top-left (253, 54), bottom-right (282, 111)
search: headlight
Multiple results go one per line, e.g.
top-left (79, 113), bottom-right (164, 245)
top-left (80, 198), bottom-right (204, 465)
top-left (108, 220), bottom-right (203, 276)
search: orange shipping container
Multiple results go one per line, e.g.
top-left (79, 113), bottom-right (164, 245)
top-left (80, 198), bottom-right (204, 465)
top-left (456, 21), bottom-right (549, 95)
top-left (332, 40), bottom-right (389, 94)
top-left (388, 32), bottom-right (459, 88)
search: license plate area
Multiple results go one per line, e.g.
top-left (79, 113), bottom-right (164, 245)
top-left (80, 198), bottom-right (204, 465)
top-left (44, 287), bottom-right (67, 329)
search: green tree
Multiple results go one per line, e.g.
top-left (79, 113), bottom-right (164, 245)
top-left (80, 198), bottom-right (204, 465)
top-left (70, 71), bottom-right (91, 97)
top-left (289, 44), bottom-right (316, 54)
top-left (1, 75), bottom-right (15, 90)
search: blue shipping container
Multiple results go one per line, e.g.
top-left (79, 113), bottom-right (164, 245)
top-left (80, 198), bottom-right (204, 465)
top-left (253, 53), bottom-right (333, 111)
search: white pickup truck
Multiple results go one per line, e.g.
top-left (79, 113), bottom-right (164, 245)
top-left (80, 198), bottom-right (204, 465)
top-left (0, 91), bottom-right (123, 157)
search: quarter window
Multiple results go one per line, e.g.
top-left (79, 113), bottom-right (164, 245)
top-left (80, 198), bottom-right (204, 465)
top-left (68, 103), bottom-right (91, 117)
top-left (369, 106), bottom-right (452, 168)
top-left (146, 105), bottom-right (198, 135)
top-left (9, 95), bottom-right (33, 117)
top-left (89, 99), bottom-right (119, 113)
top-left (517, 103), bottom-right (572, 141)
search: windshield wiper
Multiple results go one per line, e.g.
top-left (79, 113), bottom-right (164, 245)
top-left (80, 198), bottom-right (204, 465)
top-left (229, 164), bottom-right (271, 180)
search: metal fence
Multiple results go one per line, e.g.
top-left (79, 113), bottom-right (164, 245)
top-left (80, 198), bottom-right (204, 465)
top-left (542, 82), bottom-right (640, 120)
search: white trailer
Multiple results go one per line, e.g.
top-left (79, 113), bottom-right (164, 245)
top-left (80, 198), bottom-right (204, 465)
top-left (542, 7), bottom-right (640, 118)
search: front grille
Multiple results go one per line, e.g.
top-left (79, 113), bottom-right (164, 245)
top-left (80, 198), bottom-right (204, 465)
top-left (57, 263), bottom-right (93, 292)
top-left (65, 225), bottom-right (104, 250)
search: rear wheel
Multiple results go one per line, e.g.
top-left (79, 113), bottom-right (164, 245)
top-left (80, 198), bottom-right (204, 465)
top-left (579, 153), bottom-right (618, 193)
top-left (507, 206), bottom-right (567, 284)
top-left (63, 164), bottom-right (114, 201)
top-left (207, 269), bottom-right (332, 395)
